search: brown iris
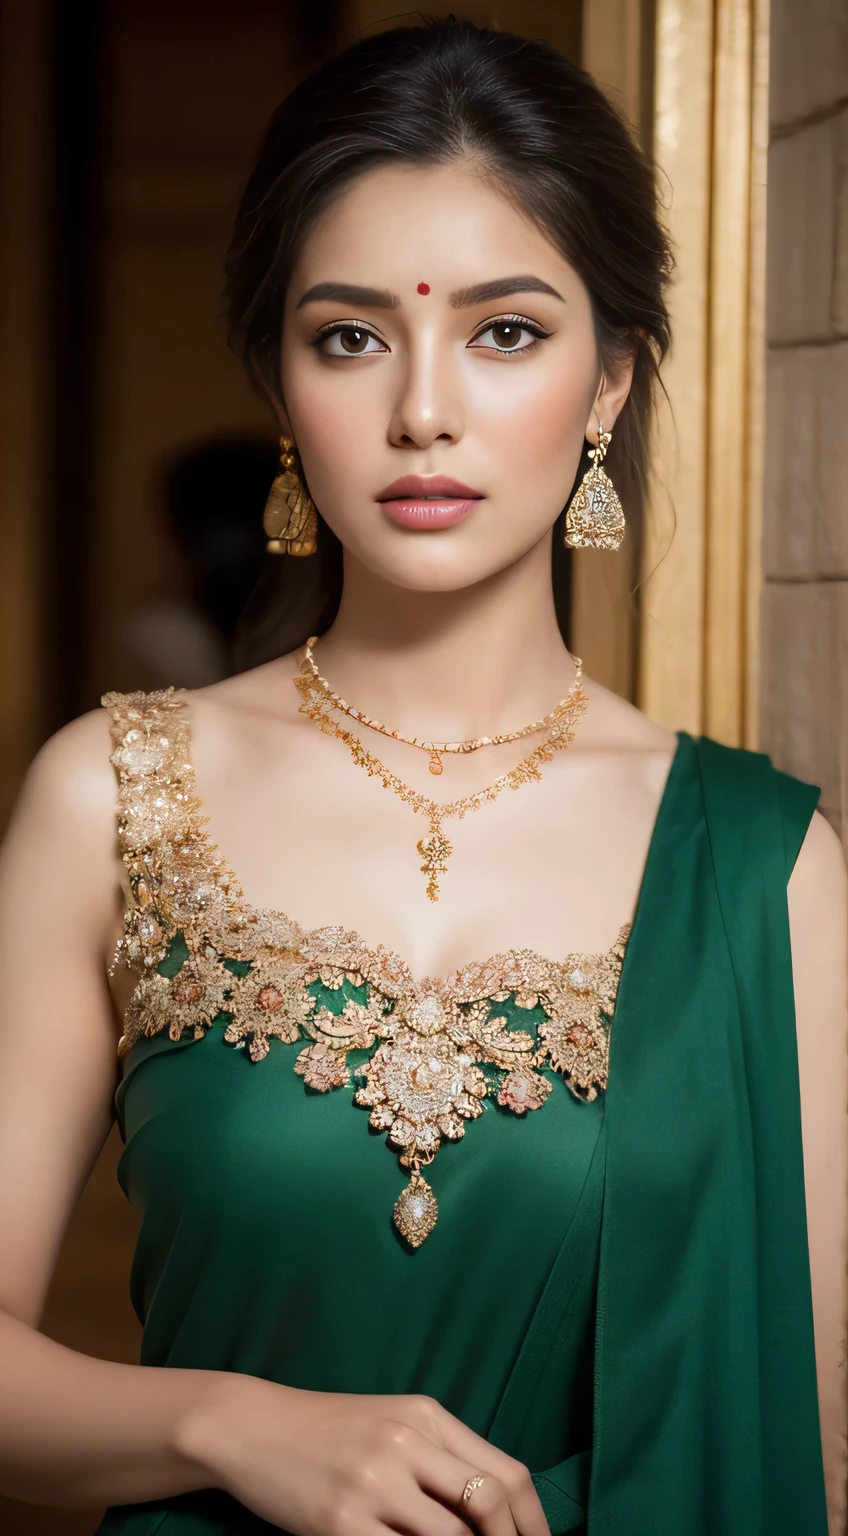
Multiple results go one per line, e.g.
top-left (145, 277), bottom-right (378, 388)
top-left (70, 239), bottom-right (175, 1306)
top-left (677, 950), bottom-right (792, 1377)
top-left (489, 321), bottom-right (523, 349)
top-left (338, 327), bottom-right (370, 353)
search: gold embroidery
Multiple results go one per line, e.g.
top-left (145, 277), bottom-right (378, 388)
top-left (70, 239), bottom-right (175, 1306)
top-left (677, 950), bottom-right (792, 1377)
top-left (103, 689), bottom-right (631, 1247)
top-left (122, 952), bottom-right (232, 1051)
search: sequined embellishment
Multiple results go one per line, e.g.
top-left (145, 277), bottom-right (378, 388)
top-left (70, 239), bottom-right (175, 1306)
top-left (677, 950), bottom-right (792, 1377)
top-left (103, 689), bottom-right (631, 1247)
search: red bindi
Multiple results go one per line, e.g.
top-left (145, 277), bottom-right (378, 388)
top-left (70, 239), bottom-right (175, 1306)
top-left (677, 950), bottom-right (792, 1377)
top-left (416, 282), bottom-right (430, 295)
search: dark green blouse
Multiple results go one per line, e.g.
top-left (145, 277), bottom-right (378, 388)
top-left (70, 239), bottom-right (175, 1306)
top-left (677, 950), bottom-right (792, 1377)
top-left (95, 709), bottom-right (828, 1536)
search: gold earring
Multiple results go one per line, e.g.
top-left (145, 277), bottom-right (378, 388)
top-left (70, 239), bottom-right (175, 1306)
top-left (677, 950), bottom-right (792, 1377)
top-left (263, 436), bottom-right (318, 556)
top-left (564, 420), bottom-right (625, 551)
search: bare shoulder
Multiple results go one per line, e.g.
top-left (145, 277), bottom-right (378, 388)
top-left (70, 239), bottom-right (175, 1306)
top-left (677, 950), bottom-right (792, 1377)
top-left (784, 810), bottom-right (848, 1527)
top-left (173, 651), bottom-right (306, 784)
top-left (788, 809), bottom-right (847, 1059)
top-left (8, 706), bottom-right (118, 841)
top-left (790, 807), bottom-right (847, 905)
top-left (187, 650), bottom-right (302, 719)
top-left (577, 674), bottom-right (679, 814)
top-left (0, 706), bottom-right (122, 959)
top-left (580, 671), bottom-right (678, 755)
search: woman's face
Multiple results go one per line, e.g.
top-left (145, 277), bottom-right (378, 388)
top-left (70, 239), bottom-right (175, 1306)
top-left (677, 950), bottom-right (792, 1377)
top-left (279, 160), bottom-right (633, 591)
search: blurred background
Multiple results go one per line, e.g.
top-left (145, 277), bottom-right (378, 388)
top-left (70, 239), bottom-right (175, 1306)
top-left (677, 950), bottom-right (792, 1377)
top-left (0, 0), bottom-right (845, 1528)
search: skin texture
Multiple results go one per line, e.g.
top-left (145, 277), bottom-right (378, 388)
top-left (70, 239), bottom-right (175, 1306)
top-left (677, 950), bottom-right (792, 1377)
top-left (281, 163), bottom-right (616, 598)
top-left (0, 159), bottom-right (844, 1532)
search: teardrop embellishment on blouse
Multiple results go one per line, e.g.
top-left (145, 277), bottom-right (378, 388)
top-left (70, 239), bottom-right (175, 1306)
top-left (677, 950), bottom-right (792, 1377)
top-left (394, 1172), bottom-right (438, 1247)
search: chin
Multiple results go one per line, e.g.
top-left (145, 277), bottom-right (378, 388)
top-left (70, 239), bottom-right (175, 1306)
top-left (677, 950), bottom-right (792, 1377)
top-left (344, 533), bottom-right (543, 593)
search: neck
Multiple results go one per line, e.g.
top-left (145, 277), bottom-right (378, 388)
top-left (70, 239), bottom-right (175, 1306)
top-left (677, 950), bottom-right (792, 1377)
top-left (308, 536), bottom-right (577, 741)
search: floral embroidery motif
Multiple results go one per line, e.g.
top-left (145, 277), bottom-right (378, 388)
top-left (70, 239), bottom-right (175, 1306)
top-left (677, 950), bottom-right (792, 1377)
top-left (103, 689), bottom-right (631, 1247)
top-left (122, 953), bottom-right (233, 1045)
top-left (498, 1068), bottom-right (552, 1114)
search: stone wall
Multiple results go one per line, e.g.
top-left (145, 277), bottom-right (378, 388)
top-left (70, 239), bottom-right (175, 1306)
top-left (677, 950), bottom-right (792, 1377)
top-left (761, 0), bottom-right (848, 842)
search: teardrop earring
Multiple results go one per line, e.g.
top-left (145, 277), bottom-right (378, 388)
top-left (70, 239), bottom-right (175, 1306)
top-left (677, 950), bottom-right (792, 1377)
top-left (564, 419), bottom-right (625, 551)
top-left (262, 436), bottom-right (318, 556)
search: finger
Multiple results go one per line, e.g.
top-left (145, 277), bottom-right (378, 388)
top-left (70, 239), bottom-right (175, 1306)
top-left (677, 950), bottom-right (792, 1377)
top-left (344, 1421), bottom-right (475, 1536)
top-left (406, 1403), bottom-right (549, 1536)
top-left (459, 1455), bottom-right (549, 1536)
top-left (379, 1478), bottom-right (475, 1536)
top-left (404, 1438), bottom-right (519, 1536)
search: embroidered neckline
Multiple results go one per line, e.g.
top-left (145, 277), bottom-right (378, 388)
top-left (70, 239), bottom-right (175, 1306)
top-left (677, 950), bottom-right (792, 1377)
top-left (103, 686), bottom-right (631, 1247)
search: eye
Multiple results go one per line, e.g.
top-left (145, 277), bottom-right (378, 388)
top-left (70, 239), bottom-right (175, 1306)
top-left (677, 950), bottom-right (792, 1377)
top-left (468, 315), bottom-right (550, 355)
top-left (314, 324), bottom-right (388, 357)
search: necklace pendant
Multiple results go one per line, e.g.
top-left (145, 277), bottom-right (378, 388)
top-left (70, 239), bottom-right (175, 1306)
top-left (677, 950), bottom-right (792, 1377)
top-left (416, 824), bottom-right (453, 903)
top-left (393, 1171), bottom-right (438, 1246)
top-left (428, 751), bottom-right (443, 776)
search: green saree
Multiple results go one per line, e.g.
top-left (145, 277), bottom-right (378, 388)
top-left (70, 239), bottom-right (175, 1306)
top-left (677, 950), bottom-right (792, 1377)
top-left (94, 707), bottom-right (827, 1535)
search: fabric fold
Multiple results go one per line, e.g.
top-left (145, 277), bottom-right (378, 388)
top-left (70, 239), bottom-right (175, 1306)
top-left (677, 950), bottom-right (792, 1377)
top-left (589, 732), bottom-right (826, 1534)
top-left (532, 1451), bottom-right (590, 1533)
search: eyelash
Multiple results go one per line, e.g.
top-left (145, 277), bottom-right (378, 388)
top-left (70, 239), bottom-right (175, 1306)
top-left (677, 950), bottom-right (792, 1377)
top-left (312, 313), bottom-right (552, 358)
top-left (470, 314), bottom-right (551, 356)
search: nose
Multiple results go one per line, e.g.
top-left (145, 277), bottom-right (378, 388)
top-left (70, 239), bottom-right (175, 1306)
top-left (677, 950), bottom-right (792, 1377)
top-left (386, 330), bottom-right (464, 450)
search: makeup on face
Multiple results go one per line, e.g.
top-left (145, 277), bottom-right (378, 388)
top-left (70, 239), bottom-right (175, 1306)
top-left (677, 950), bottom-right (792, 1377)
top-left (376, 474), bottom-right (484, 530)
top-left (295, 274), bottom-right (564, 312)
top-left (279, 160), bottom-right (606, 595)
top-left (297, 272), bottom-right (563, 372)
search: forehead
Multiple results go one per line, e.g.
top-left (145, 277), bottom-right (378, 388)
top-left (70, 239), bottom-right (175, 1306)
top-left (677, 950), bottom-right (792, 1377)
top-left (291, 160), bottom-right (574, 292)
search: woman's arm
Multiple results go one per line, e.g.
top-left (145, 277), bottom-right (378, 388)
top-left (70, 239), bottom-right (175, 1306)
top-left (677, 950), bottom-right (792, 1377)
top-left (789, 809), bottom-right (848, 1534)
top-left (0, 711), bottom-right (242, 1507)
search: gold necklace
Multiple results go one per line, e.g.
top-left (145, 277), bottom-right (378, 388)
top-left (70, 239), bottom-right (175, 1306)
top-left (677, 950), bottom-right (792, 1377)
top-left (301, 635), bottom-right (580, 775)
top-left (293, 645), bottom-right (589, 901)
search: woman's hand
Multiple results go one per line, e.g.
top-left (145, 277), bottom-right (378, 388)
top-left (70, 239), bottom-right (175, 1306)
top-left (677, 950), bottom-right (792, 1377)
top-left (177, 1375), bottom-right (552, 1536)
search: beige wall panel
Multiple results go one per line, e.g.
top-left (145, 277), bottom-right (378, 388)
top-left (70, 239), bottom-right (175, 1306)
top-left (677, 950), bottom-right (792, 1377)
top-left (743, 0), bottom-right (770, 750)
top-left (769, 0), bottom-right (848, 128)
top-left (767, 118), bottom-right (841, 347)
top-left (705, 0), bottom-right (757, 745)
top-left (763, 341), bottom-right (848, 580)
top-left (638, 0), bottom-right (713, 733)
top-left (641, 0), bottom-right (768, 745)
top-left (761, 579), bottom-right (848, 840)
top-left (833, 108), bottom-right (848, 337)
top-left (761, 4), bottom-right (848, 839)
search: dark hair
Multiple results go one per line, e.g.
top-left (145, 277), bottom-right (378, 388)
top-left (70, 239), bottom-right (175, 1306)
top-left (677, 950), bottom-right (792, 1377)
top-left (226, 16), bottom-right (673, 667)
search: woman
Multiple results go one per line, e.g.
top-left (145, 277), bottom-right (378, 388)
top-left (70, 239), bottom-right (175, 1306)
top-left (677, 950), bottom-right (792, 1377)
top-left (0, 18), bottom-right (844, 1536)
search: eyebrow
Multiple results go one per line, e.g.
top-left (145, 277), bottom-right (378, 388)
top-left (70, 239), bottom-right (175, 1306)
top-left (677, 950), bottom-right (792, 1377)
top-left (449, 275), bottom-right (565, 308)
top-left (295, 274), bottom-right (564, 311)
top-left (296, 282), bottom-right (399, 310)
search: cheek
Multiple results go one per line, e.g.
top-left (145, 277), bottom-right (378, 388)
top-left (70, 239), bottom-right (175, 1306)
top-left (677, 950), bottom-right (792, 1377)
top-left (280, 355), bottom-right (375, 496)
top-left (464, 345), bottom-right (595, 472)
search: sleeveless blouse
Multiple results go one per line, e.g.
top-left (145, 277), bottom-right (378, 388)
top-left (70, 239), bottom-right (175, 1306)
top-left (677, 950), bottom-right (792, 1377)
top-left (94, 690), bottom-right (828, 1536)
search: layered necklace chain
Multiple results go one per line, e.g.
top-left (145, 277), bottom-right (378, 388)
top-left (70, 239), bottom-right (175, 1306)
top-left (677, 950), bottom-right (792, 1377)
top-left (300, 636), bottom-right (572, 776)
top-left (293, 637), bottom-right (589, 902)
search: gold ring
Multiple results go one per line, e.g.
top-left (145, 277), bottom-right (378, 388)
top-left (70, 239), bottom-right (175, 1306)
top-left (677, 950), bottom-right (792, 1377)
top-left (461, 1474), bottom-right (486, 1505)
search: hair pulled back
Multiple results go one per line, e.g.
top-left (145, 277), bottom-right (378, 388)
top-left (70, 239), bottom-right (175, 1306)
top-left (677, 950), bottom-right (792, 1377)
top-left (226, 16), bottom-right (673, 666)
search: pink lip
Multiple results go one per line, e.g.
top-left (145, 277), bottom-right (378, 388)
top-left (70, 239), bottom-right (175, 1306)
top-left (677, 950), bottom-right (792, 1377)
top-left (377, 474), bottom-right (484, 500)
top-left (380, 498), bottom-right (480, 530)
top-left (376, 474), bottom-right (484, 531)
